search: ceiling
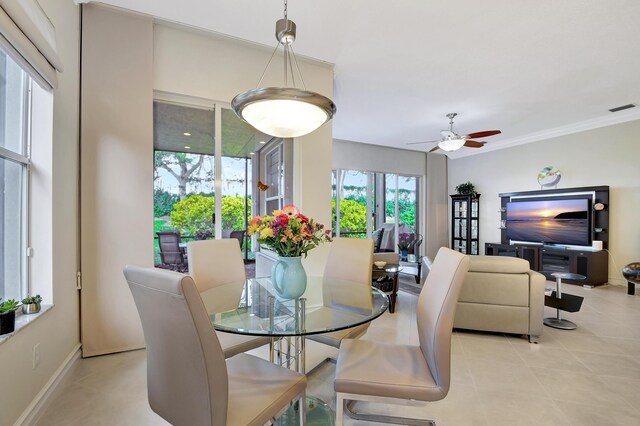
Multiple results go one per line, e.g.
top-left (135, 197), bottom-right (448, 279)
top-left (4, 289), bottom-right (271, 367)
top-left (95, 0), bottom-right (640, 157)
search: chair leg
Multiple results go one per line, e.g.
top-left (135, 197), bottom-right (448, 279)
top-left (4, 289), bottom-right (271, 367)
top-left (335, 393), bottom-right (345, 426)
top-left (299, 391), bottom-right (306, 426)
top-left (343, 398), bottom-right (436, 426)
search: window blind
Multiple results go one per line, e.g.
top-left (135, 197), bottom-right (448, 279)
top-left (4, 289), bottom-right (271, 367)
top-left (0, 0), bottom-right (62, 89)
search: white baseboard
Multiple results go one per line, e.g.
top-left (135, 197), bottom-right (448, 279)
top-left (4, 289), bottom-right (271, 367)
top-left (15, 343), bottom-right (82, 426)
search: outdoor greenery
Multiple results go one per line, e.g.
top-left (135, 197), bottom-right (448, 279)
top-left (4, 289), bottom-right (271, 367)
top-left (154, 151), bottom-right (208, 200)
top-left (154, 189), bottom-right (180, 217)
top-left (169, 194), bottom-right (251, 238)
top-left (331, 187), bottom-right (416, 234)
top-left (331, 198), bottom-right (367, 235)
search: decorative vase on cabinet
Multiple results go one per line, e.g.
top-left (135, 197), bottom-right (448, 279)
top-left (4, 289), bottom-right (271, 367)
top-left (450, 194), bottom-right (480, 255)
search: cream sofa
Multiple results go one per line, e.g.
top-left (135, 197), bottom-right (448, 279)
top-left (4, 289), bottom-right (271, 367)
top-left (454, 255), bottom-right (545, 343)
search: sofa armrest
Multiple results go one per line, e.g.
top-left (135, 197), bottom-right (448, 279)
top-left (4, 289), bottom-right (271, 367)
top-left (527, 270), bottom-right (546, 337)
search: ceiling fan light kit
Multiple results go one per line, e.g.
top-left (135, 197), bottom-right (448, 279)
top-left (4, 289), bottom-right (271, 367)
top-left (231, 0), bottom-right (336, 138)
top-left (438, 137), bottom-right (466, 152)
top-left (407, 112), bottom-right (501, 153)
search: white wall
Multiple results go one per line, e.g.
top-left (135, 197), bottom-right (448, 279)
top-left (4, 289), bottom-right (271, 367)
top-left (0, 0), bottom-right (80, 424)
top-left (448, 119), bottom-right (640, 284)
top-left (153, 24), bottom-right (335, 275)
top-left (333, 139), bottom-right (426, 176)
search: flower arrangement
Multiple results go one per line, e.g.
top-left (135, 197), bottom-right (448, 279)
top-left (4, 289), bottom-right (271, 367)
top-left (397, 232), bottom-right (412, 252)
top-left (248, 205), bottom-right (332, 257)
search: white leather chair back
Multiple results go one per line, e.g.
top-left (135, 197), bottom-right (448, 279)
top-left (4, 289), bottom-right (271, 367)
top-left (187, 239), bottom-right (246, 292)
top-left (323, 238), bottom-right (374, 310)
top-left (123, 266), bottom-right (228, 426)
top-left (416, 247), bottom-right (469, 393)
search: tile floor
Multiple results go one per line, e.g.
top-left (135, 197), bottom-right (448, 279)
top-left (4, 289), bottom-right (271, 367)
top-left (35, 283), bottom-right (640, 426)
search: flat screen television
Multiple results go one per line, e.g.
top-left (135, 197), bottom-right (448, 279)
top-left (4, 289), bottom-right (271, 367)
top-left (506, 197), bottom-right (591, 246)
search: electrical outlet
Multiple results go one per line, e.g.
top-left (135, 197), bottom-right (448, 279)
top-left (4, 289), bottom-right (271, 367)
top-left (33, 343), bottom-right (40, 369)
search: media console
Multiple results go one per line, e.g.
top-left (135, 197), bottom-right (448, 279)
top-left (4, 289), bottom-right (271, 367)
top-left (486, 185), bottom-right (610, 286)
top-left (485, 242), bottom-right (608, 286)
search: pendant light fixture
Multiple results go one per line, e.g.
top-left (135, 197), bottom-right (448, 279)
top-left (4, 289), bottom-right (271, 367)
top-left (231, 0), bottom-right (336, 138)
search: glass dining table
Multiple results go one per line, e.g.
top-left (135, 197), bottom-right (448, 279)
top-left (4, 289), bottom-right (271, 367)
top-left (200, 275), bottom-right (389, 425)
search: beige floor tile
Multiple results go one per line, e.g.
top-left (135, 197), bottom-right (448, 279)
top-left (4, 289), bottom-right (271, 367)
top-left (571, 350), bottom-right (640, 379)
top-left (514, 344), bottom-right (592, 373)
top-left (459, 334), bottom-right (526, 365)
top-left (467, 358), bottom-right (548, 398)
top-left (555, 400), bottom-right (640, 426)
top-left (531, 367), bottom-right (634, 411)
top-left (478, 389), bottom-right (570, 426)
top-left (33, 284), bottom-right (640, 426)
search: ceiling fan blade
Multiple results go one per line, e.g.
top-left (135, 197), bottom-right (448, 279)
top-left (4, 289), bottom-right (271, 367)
top-left (463, 130), bottom-right (501, 139)
top-left (428, 145), bottom-right (440, 153)
top-left (406, 139), bottom-right (440, 146)
top-left (464, 140), bottom-right (485, 148)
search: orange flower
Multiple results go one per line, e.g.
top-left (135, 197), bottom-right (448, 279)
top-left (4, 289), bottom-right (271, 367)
top-left (250, 216), bottom-right (261, 226)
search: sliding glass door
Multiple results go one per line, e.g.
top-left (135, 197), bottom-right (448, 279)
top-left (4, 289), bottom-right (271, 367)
top-left (152, 99), bottom-right (267, 263)
top-left (333, 168), bottom-right (420, 253)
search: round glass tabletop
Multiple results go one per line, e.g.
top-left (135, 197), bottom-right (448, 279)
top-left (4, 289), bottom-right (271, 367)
top-left (202, 276), bottom-right (389, 337)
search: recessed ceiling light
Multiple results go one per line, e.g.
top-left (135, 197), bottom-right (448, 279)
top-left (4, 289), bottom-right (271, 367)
top-left (249, 152), bottom-right (255, 155)
top-left (259, 140), bottom-right (266, 144)
top-left (183, 132), bottom-right (191, 136)
top-left (184, 146), bottom-right (191, 149)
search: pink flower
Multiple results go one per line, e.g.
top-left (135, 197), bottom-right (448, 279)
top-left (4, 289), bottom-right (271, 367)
top-left (281, 204), bottom-right (299, 217)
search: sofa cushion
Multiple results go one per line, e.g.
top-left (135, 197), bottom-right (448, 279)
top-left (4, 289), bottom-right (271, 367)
top-left (459, 272), bottom-right (530, 307)
top-left (469, 255), bottom-right (530, 274)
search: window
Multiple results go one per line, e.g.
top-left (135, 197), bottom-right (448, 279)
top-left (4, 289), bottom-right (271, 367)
top-left (0, 49), bottom-right (31, 301)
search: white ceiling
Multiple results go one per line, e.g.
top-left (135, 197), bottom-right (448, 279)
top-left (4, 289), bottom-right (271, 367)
top-left (92, 0), bottom-right (640, 157)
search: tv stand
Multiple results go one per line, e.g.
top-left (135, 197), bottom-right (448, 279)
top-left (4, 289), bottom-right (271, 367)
top-left (485, 243), bottom-right (608, 286)
top-left (489, 185), bottom-right (610, 287)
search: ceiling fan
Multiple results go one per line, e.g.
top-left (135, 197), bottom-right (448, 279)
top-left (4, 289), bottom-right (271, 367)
top-left (407, 113), bottom-right (501, 153)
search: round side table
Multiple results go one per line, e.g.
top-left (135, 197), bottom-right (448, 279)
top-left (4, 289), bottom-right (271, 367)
top-left (544, 272), bottom-right (586, 330)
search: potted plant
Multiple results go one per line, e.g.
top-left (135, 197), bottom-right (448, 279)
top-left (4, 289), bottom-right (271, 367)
top-left (397, 233), bottom-right (412, 261)
top-left (455, 181), bottom-right (477, 197)
top-left (21, 294), bottom-right (43, 314)
top-left (0, 298), bottom-right (21, 335)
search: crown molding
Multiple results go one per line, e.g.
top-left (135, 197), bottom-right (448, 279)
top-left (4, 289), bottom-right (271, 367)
top-left (449, 109), bottom-right (640, 159)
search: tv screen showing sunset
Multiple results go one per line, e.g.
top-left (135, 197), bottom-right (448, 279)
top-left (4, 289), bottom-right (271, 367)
top-left (506, 198), bottom-right (590, 245)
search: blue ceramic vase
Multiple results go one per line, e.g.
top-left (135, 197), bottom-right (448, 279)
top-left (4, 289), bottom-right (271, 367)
top-left (271, 256), bottom-right (307, 299)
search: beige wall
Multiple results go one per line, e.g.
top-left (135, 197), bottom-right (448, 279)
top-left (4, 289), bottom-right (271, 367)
top-left (153, 24), bottom-right (335, 275)
top-left (80, 5), bottom-right (154, 356)
top-left (0, 0), bottom-right (81, 424)
top-left (448, 119), bottom-right (640, 284)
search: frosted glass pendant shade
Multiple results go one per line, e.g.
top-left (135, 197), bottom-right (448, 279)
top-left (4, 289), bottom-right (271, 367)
top-left (232, 87), bottom-right (336, 138)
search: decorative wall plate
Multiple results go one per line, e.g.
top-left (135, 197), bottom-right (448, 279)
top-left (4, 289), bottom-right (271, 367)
top-left (537, 166), bottom-right (561, 188)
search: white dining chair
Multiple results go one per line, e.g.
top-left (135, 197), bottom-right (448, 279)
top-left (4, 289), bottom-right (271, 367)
top-left (307, 237), bottom-right (374, 348)
top-left (187, 239), bottom-right (270, 358)
top-left (334, 247), bottom-right (470, 425)
top-left (123, 265), bottom-right (307, 426)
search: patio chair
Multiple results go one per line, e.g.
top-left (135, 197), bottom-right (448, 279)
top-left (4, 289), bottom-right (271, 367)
top-left (157, 230), bottom-right (185, 266)
top-left (229, 230), bottom-right (245, 249)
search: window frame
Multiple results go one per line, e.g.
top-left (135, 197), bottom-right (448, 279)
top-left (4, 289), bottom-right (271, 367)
top-left (0, 52), bottom-right (32, 301)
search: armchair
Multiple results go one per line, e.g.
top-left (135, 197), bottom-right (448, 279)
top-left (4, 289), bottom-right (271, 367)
top-left (453, 255), bottom-right (545, 343)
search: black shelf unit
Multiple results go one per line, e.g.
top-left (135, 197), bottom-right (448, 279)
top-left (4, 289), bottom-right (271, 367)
top-left (450, 194), bottom-right (480, 255)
